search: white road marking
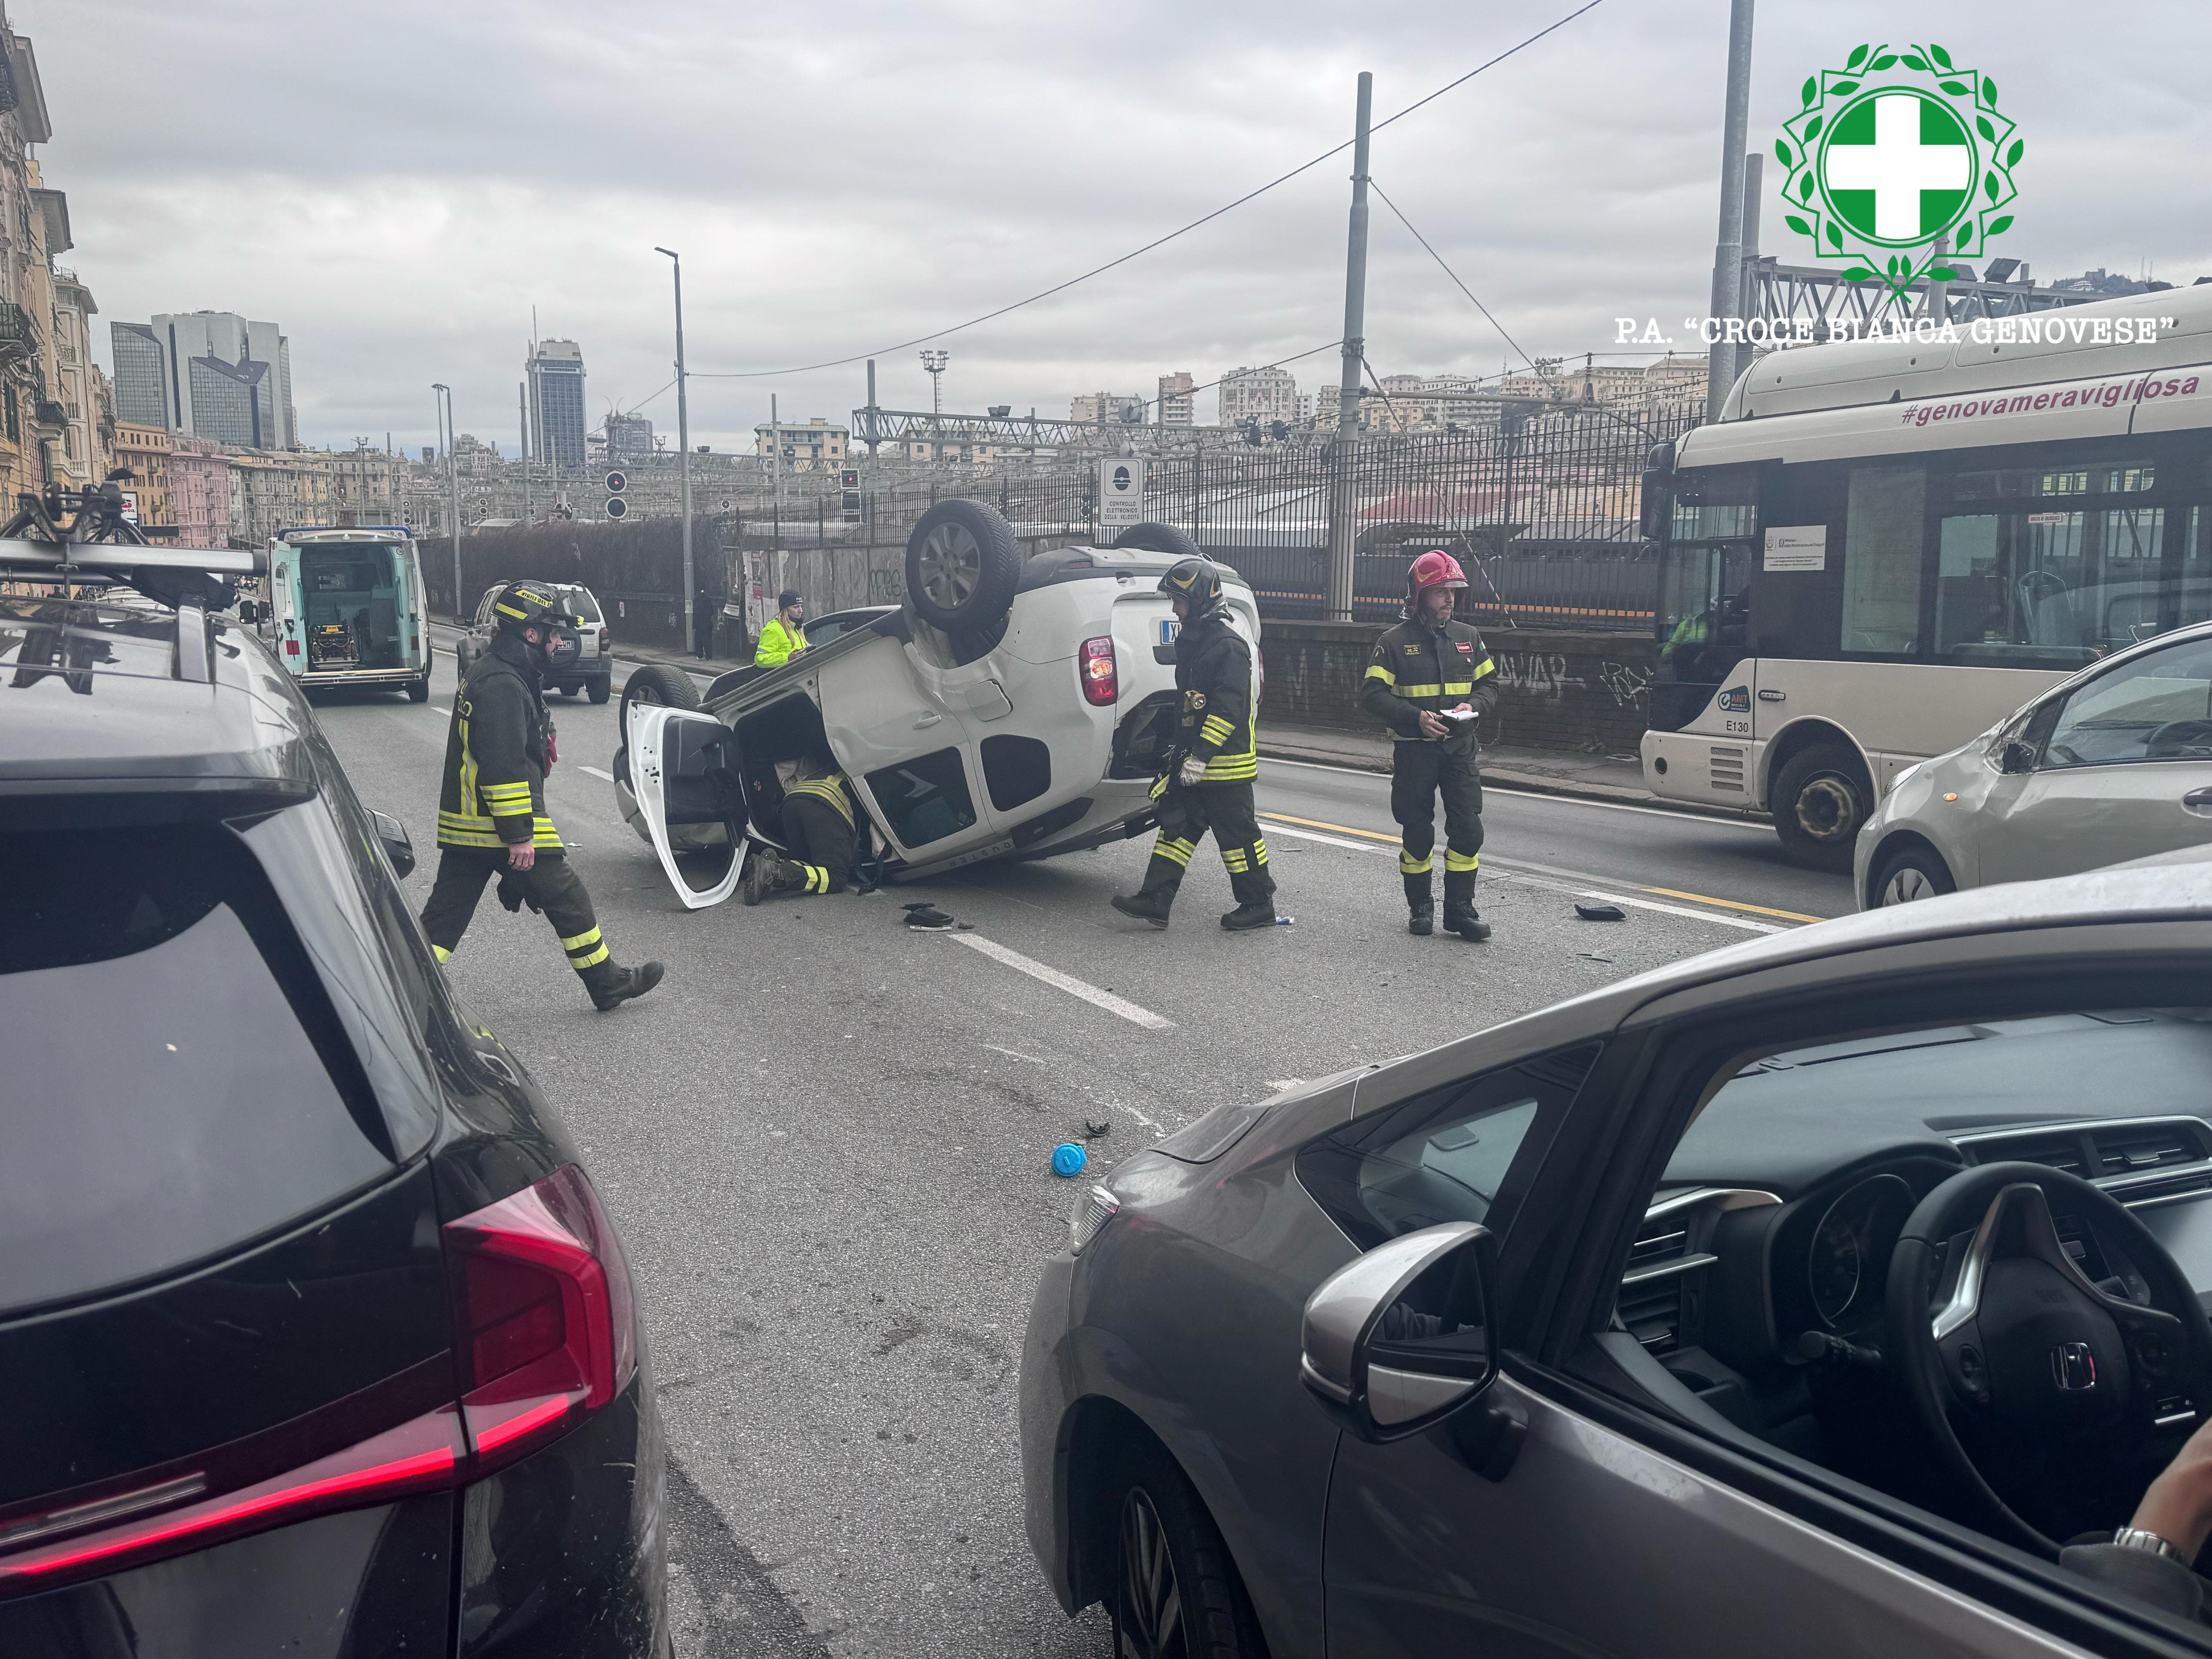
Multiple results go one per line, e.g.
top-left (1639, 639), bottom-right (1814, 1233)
top-left (578, 765), bottom-right (615, 782)
top-left (984, 1044), bottom-right (1047, 1065)
top-left (430, 706), bottom-right (450, 716)
top-left (1265, 819), bottom-right (1784, 934)
top-left (950, 934), bottom-right (1174, 1030)
top-left (1260, 754), bottom-right (1769, 831)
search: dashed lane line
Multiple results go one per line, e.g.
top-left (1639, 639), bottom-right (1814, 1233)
top-left (1258, 810), bottom-right (1797, 935)
top-left (577, 764), bottom-right (615, 782)
top-left (949, 934), bottom-right (1174, 1031)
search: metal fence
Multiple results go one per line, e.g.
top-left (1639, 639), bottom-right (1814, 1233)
top-left (705, 400), bottom-right (1701, 634)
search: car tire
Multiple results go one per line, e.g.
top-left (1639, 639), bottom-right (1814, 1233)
top-left (1106, 1442), bottom-right (1265, 1659)
top-left (1112, 522), bottom-right (1203, 562)
top-left (1871, 841), bottom-right (1956, 908)
top-left (1772, 743), bottom-right (1871, 871)
top-left (905, 499), bottom-right (1023, 633)
top-left (407, 673), bottom-right (430, 703)
top-left (588, 675), bottom-right (611, 705)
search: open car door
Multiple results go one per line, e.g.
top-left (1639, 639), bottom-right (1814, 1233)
top-left (625, 702), bottom-right (749, 909)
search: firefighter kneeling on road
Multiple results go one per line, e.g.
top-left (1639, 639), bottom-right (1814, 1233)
top-left (420, 581), bottom-right (665, 1009)
top-left (1111, 557), bottom-right (1277, 931)
top-left (1361, 550), bottom-right (1499, 941)
top-left (743, 751), bottom-right (860, 903)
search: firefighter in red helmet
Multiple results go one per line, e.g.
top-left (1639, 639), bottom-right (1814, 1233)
top-left (1358, 549), bottom-right (1500, 940)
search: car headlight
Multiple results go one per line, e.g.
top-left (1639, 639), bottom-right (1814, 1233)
top-left (1069, 1184), bottom-right (1120, 1254)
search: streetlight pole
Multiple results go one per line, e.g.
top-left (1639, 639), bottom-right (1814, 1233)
top-left (1706, 0), bottom-right (1756, 423)
top-left (655, 247), bottom-right (697, 657)
top-left (1325, 70), bottom-right (1374, 623)
top-left (432, 383), bottom-right (461, 618)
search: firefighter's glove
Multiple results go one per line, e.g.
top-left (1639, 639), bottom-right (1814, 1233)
top-left (1177, 756), bottom-right (1207, 788)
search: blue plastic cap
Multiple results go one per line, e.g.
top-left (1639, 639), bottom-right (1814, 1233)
top-left (1050, 1142), bottom-right (1089, 1178)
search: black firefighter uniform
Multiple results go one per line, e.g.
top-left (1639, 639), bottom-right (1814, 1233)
top-left (1359, 615), bottom-right (1500, 923)
top-left (419, 630), bottom-right (616, 987)
top-left (1132, 607), bottom-right (1275, 911)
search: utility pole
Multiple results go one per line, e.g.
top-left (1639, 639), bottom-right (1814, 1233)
top-left (1706, 0), bottom-right (1755, 423)
top-left (655, 248), bottom-right (697, 656)
top-left (771, 390), bottom-right (783, 534)
top-left (433, 384), bottom-right (460, 617)
top-left (1325, 70), bottom-right (1374, 623)
top-left (920, 349), bottom-right (949, 464)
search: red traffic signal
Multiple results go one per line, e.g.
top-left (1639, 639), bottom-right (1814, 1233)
top-left (605, 471), bottom-right (627, 493)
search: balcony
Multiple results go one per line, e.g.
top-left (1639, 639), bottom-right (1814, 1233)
top-left (0, 301), bottom-right (38, 365)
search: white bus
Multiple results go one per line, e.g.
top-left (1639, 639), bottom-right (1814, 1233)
top-left (1641, 282), bottom-right (2212, 864)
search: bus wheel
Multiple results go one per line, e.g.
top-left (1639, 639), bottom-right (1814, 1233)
top-left (1772, 744), bottom-right (1869, 871)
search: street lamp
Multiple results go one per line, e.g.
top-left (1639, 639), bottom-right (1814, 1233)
top-left (432, 383), bottom-right (461, 618)
top-left (920, 349), bottom-right (949, 462)
top-left (654, 246), bottom-right (697, 658)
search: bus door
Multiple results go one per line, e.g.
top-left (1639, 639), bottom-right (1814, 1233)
top-left (1653, 537), bottom-right (1753, 734)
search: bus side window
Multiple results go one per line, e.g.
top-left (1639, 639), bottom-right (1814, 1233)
top-left (1840, 466), bottom-right (1926, 656)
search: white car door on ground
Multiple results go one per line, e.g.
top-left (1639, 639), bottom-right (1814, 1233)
top-left (1979, 634), bottom-right (2212, 886)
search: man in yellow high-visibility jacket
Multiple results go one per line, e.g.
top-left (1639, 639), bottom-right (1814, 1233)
top-left (754, 590), bottom-right (808, 667)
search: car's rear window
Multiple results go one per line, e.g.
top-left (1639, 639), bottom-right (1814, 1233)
top-left (561, 587), bottom-right (604, 625)
top-left (0, 824), bottom-right (404, 1316)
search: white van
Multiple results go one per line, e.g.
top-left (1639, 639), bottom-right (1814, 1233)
top-left (258, 527), bottom-right (432, 700)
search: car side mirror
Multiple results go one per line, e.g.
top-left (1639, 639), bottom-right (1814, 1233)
top-left (2001, 740), bottom-right (2037, 775)
top-left (1300, 1222), bottom-right (1501, 1444)
top-left (371, 809), bottom-right (416, 879)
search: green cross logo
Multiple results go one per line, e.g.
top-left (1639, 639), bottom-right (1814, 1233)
top-left (1777, 43), bottom-right (2024, 304)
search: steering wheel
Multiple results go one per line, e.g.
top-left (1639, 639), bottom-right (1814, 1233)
top-left (1886, 1162), bottom-right (2212, 1555)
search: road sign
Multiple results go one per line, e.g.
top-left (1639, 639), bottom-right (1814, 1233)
top-left (1098, 457), bottom-right (1144, 531)
top-left (118, 489), bottom-right (140, 525)
top-left (605, 496), bottom-right (629, 520)
top-left (605, 470), bottom-right (628, 493)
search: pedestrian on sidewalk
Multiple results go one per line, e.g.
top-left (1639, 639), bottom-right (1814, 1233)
top-left (420, 582), bottom-right (666, 1009)
top-left (1111, 558), bottom-right (1277, 931)
top-left (754, 591), bottom-right (809, 667)
top-left (1360, 550), bottom-right (1499, 941)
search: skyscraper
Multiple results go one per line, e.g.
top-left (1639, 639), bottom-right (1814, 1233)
top-left (127, 313), bottom-right (297, 448)
top-left (526, 339), bottom-right (587, 470)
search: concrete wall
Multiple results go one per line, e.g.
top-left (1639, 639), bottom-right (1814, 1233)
top-left (1258, 620), bottom-right (1659, 753)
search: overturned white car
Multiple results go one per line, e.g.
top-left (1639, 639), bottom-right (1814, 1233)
top-left (612, 500), bottom-right (1262, 906)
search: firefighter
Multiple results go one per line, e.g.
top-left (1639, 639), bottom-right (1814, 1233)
top-left (420, 581), bottom-right (665, 1009)
top-left (1360, 550), bottom-right (1500, 941)
top-left (754, 590), bottom-right (808, 667)
top-left (1110, 557), bottom-right (1277, 931)
top-left (742, 751), bottom-right (859, 903)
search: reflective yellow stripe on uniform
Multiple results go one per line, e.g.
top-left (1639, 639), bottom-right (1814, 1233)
top-left (432, 944), bottom-right (452, 963)
top-left (1222, 846), bottom-right (1249, 873)
top-left (560, 926), bottom-right (602, 954)
top-left (1364, 664), bottom-right (1396, 685)
top-left (1154, 836), bottom-right (1196, 867)
top-left (1397, 683), bottom-right (1443, 698)
top-left (438, 811), bottom-right (563, 850)
top-left (1200, 715), bottom-right (1233, 746)
top-left (1252, 838), bottom-right (1268, 865)
top-left (1202, 754), bottom-right (1257, 781)
top-left (1445, 850), bottom-right (1481, 873)
top-left (458, 715), bottom-right (479, 816)
top-left (1400, 850), bottom-right (1433, 874)
top-left (802, 864), bottom-right (830, 894)
top-left (1440, 682), bottom-right (1474, 695)
top-left (1473, 657), bottom-right (1496, 680)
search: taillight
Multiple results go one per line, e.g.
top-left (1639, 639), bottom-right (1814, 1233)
top-left (598, 628), bottom-right (608, 650)
top-left (1079, 635), bottom-right (1118, 705)
top-left (445, 1165), bottom-right (637, 1468)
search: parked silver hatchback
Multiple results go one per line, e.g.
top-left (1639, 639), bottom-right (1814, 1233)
top-left (1023, 858), bottom-right (2212, 1656)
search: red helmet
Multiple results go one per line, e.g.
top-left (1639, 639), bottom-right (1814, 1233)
top-left (1408, 549), bottom-right (1468, 599)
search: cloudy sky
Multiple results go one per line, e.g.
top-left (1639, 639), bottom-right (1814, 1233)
top-left (29, 0), bottom-right (2212, 455)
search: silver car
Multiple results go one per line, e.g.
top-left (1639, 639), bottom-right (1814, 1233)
top-left (1022, 859), bottom-right (2212, 1656)
top-left (1856, 620), bottom-right (2212, 909)
top-left (456, 580), bottom-right (612, 702)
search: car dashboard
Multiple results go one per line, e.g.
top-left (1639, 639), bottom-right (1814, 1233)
top-left (1613, 1011), bottom-right (2212, 1464)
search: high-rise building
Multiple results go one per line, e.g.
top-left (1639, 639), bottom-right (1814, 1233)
top-left (606, 412), bottom-right (654, 462)
top-left (1216, 365), bottom-right (1299, 427)
top-left (110, 323), bottom-right (171, 427)
top-left (140, 313), bottom-right (296, 448)
top-left (1156, 371), bottom-right (1195, 427)
top-left (526, 339), bottom-right (587, 470)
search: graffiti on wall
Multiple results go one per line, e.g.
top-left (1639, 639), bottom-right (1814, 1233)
top-left (1490, 651), bottom-right (1651, 711)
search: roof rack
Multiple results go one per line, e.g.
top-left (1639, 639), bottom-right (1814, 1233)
top-left (0, 482), bottom-right (253, 609)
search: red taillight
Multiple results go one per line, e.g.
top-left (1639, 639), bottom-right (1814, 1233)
top-left (598, 628), bottom-right (608, 650)
top-left (1079, 635), bottom-right (1118, 706)
top-left (445, 1165), bottom-right (637, 1467)
top-left (0, 1407), bottom-right (463, 1592)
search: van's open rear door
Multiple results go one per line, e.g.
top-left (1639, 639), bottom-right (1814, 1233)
top-left (625, 704), bottom-right (748, 909)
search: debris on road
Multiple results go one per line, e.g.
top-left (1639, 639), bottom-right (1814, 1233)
top-left (1050, 1142), bottom-right (1089, 1177)
top-left (1082, 1119), bottom-right (1112, 1141)
top-left (903, 902), bottom-right (957, 931)
top-left (1575, 902), bottom-right (1627, 922)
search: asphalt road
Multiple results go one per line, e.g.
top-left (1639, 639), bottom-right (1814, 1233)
top-left (310, 636), bottom-right (1850, 1657)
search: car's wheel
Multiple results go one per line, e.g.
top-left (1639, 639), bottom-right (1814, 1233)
top-left (1106, 1443), bottom-right (1265, 1659)
top-left (407, 672), bottom-right (430, 703)
top-left (905, 499), bottom-right (1023, 633)
top-left (588, 675), bottom-right (611, 705)
top-left (1871, 841), bottom-right (1955, 907)
top-left (1111, 522), bottom-right (1203, 562)
top-left (619, 662), bottom-right (700, 742)
top-left (1771, 742), bottom-right (1871, 871)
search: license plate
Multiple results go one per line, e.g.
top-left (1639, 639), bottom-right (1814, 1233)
top-left (1157, 619), bottom-right (1179, 646)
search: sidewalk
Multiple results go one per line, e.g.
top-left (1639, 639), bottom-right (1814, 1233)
top-left (562, 630), bottom-right (1764, 823)
top-left (1259, 719), bottom-right (1770, 822)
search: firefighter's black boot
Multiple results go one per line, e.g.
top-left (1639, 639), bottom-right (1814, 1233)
top-left (584, 959), bottom-right (666, 1011)
top-left (1111, 856), bottom-right (1182, 928)
top-left (1404, 871), bottom-right (1434, 936)
top-left (1442, 871), bottom-right (1491, 943)
top-left (1220, 901), bottom-right (1276, 931)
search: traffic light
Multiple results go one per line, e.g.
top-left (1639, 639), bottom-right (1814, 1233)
top-left (840, 467), bottom-right (861, 524)
top-left (605, 469), bottom-right (628, 519)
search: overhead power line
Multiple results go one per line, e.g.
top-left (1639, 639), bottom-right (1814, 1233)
top-left (1370, 179), bottom-right (1533, 371)
top-left (688, 0), bottom-right (1606, 381)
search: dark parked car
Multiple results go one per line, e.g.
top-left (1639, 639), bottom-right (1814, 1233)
top-left (1024, 857), bottom-right (2212, 1657)
top-left (0, 573), bottom-right (664, 1656)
